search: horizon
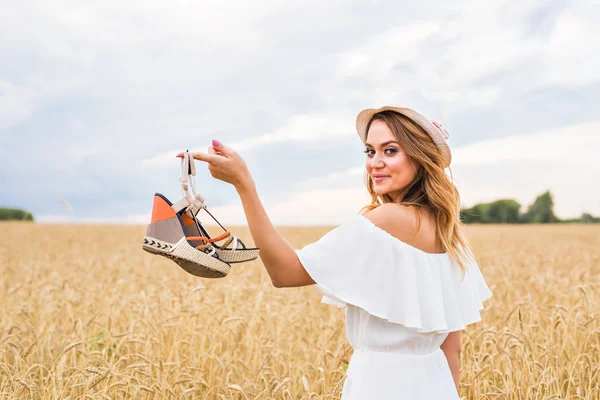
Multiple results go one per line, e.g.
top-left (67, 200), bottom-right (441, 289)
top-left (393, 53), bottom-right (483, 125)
top-left (3, 187), bottom-right (593, 226)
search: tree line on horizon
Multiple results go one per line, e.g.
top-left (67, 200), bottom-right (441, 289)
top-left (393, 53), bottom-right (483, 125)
top-left (460, 191), bottom-right (600, 224)
top-left (2, 191), bottom-right (599, 224)
top-left (0, 207), bottom-right (34, 221)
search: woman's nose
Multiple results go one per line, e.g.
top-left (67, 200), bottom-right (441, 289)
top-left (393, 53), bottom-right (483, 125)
top-left (369, 152), bottom-right (385, 168)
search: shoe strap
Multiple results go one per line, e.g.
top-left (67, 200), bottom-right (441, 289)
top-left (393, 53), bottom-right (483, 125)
top-left (187, 231), bottom-right (231, 243)
top-left (191, 233), bottom-right (239, 251)
top-left (190, 193), bottom-right (206, 212)
top-left (179, 150), bottom-right (196, 198)
top-left (171, 193), bottom-right (207, 214)
top-left (173, 150), bottom-right (238, 247)
top-left (171, 150), bottom-right (208, 214)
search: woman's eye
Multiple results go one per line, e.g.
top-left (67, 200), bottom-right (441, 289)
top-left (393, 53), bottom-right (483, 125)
top-left (363, 148), bottom-right (397, 156)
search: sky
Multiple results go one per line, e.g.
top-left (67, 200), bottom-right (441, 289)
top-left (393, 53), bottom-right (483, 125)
top-left (1, 0), bottom-right (599, 225)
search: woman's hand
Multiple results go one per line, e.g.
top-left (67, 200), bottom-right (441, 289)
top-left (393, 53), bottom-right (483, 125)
top-left (177, 140), bottom-right (314, 288)
top-left (176, 140), bottom-right (254, 191)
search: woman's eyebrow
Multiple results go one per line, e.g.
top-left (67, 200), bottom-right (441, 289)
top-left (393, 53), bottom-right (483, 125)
top-left (365, 140), bottom-right (400, 147)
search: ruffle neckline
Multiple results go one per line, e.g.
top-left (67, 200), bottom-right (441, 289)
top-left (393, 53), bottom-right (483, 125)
top-left (295, 215), bottom-right (493, 333)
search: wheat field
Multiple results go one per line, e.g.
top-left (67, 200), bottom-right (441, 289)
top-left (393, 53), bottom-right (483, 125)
top-left (0, 222), bottom-right (598, 399)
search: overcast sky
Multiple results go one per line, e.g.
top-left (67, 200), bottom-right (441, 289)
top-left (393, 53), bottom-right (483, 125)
top-left (1, 0), bottom-right (599, 225)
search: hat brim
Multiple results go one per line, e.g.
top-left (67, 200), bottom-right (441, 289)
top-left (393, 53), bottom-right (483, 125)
top-left (356, 106), bottom-right (452, 168)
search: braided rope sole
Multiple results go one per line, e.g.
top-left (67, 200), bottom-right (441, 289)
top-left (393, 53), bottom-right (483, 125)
top-left (216, 248), bottom-right (260, 263)
top-left (142, 236), bottom-right (230, 278)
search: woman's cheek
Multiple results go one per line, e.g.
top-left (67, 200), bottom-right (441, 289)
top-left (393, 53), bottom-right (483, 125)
top-left (386, 156), bottom-right (404, 174)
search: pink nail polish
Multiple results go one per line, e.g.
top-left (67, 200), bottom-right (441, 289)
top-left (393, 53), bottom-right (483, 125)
top-left (212, 139), bottom-right (221, 147)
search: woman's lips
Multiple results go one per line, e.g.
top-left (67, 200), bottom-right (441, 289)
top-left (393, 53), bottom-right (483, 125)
top-left (373, 176), bottom-right (389, 183)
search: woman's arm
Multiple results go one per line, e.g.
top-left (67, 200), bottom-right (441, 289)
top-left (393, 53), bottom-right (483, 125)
top-left (440, 330), bottom-right (461, 393)
top-left (235, 180), bottom-right (315, 287)
top-left (180, 141), bottom-right (315, 288)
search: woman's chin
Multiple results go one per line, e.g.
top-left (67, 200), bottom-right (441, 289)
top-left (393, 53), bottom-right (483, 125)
top-left (373, 185), bottom-right (402, 198)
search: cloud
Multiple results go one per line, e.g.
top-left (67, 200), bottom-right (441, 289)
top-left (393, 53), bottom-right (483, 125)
top-left (194, 186), bottom-right (370, 227)
top-left (451, 122), bottom-right (600, 218)
top-left (2, 0), bottom-right (599, 223)
top-left (451, 122), bottom-right (599, 166)
top-left (141, 112), bottom-right (355, 167)
top-left (0, 80), bottom-right (34, 134)
top-left (271, 121), bottom-right (600, 223)
top-left (337, 21), bottom-right (440, 80)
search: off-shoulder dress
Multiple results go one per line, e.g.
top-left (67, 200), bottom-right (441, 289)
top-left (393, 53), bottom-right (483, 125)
top-left (295, 215), bottom-right (493, 400)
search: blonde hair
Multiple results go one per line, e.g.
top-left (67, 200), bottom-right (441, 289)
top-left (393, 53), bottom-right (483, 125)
top-left (359, 111), bottom-right (472, 273)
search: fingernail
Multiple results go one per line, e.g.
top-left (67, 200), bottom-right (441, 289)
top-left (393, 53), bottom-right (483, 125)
top-left (212, 139), bottom-right (221, 147)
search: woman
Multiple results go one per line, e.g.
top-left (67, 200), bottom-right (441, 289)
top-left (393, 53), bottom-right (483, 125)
top-left (177, 105), bottom-right (492, 399)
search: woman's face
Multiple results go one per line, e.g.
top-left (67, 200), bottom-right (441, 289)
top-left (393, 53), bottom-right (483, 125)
top-left (365, 119), bottom-right (417, 202)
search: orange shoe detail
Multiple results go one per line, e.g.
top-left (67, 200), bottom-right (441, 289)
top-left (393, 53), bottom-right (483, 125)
top-left (187, 232), bottom-right (231, 243)
top-left (208, 232), bottom-right (232, 242)
top-left (187, 236), bottom-right (209, 243)
top-left (181, 213), bottom-right (195, 226)
top-left (151, 196), bottom-right (176, 222)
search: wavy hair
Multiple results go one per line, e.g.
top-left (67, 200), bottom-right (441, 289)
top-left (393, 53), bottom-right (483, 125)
top-left (359, 111), bottom-right (472, 273)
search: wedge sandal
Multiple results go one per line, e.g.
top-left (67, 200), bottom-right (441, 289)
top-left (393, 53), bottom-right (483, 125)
top-left (172, 150), bottom-right (260, 264)
top-left (142, 193), bottom-right (231, 278)
top-left (182, 199), bottom-right (259, 263)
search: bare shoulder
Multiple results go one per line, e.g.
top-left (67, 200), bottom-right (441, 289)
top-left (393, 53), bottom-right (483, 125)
top-left (363, 203), bottom-right (419, 241)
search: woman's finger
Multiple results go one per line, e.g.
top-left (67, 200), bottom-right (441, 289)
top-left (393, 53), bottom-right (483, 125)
top-left (208, 146), bottom-right (221, 156)
top-left (211, 140), bottom-right (235, 157)
top-left (190, 151), bottom-right (220, 164)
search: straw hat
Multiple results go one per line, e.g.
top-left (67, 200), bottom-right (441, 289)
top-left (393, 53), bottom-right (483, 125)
top-left (356, 106), bottom-right (452, 168)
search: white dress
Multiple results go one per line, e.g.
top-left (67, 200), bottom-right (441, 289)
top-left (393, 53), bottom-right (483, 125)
top-left (295, 215), bottom-right (493, 399)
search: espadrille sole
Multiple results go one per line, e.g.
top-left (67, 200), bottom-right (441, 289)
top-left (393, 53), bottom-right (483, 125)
top-left (142, 236), bottom-right (230, 278)
top-left (216, 248), bottom-right (260, 263)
